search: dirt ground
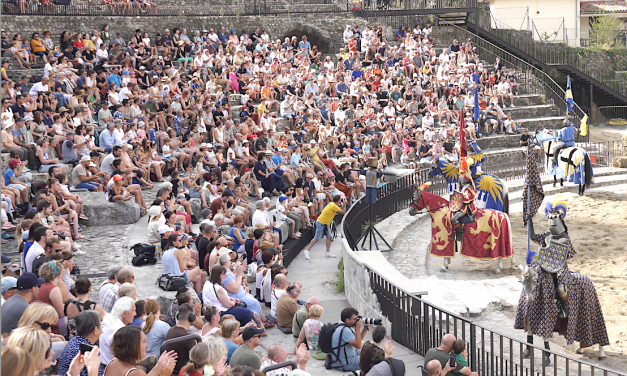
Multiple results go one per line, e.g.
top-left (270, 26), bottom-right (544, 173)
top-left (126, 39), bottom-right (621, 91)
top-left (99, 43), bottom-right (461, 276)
top-left (509, 190), bottom-right (627, 368)
top-left (589, 125), bottom-right (627, 142)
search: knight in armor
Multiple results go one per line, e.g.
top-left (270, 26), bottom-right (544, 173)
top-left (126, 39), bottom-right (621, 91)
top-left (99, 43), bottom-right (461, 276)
top-left (551, 119), bottom-right (576, 168)
top-left (523, 197), bottom-right (576, 358)
top-left (450, 158), bottom-right (477, 241)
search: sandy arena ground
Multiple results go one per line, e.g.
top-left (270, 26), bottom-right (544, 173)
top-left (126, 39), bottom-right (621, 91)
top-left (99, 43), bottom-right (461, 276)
top-left (589, 125), bottom-right (627, 142)
top-left (508, 189), bottom-right (627, 368)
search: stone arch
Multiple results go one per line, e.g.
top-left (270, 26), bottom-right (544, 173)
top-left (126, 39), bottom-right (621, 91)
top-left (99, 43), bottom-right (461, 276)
top-left (282, 26), bottom-right (331, 54)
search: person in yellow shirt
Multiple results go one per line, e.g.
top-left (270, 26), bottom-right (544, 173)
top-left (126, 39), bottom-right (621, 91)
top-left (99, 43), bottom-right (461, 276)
top-left (30, 32), bottom-right (48, 64)
top-left (304, 195), bottom-right (346, 260)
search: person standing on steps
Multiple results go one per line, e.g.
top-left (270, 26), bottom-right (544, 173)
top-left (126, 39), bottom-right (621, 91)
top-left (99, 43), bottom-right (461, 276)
top-left (304, 195), bottom-right (346, 260)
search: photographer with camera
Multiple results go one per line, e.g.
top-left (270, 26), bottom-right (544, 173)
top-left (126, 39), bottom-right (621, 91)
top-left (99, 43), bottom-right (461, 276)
top-left (304, 195), bottom-right (347, 260)
top-left (325, 307), bottom-right (370, 372)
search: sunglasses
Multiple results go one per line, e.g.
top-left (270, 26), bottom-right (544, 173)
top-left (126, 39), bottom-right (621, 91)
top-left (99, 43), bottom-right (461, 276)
top-left (37, 321), bottom-right (58, 331)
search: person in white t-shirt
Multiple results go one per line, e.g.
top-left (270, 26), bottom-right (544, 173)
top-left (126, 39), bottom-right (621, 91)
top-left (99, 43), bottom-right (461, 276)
top-left (497, 76), bottom-right (514, 108)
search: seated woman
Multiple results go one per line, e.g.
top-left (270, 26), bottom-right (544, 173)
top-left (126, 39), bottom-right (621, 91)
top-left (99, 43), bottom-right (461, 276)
top-left (35, 198), bottom-right (76, 251)
top-left (253, 153), bottom-right (277, 195)
top-left (17, 302), bottom-right (67, 362)
top-left (6, 327), bottom-right (54, 376)
top-left (36, 137), bottom-right (67, 174)
top-left (48, 177), bottom-right (84, 240)
top-left (161, 233), bottom-right (206, 294)
top-left (36, 261), bottom-right (69, 337)
top-left (359, 326), bottom-right (396, 375)
top-left (216, 252), bottom-right (262, 317)
top-left (294, 304), bottom-right (327, 360)
top-left (202, 265), bottom-right (253, 327)
top-left (103, 325), bottom-right (177, 376)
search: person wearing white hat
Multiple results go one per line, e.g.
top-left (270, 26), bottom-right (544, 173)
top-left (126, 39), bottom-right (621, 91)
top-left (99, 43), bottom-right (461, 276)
top-left (72, 155), bottom-right (104, 192)
top-left (146, 206), bottom-right (165, 247)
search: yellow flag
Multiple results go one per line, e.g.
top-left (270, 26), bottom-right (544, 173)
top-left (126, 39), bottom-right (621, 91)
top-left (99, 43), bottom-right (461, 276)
top-left (580, 114), bottom-right (588, 136)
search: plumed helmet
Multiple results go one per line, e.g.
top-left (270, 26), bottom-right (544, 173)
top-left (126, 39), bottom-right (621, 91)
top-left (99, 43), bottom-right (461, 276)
top-left (544, 196), bottom-right (568, 219)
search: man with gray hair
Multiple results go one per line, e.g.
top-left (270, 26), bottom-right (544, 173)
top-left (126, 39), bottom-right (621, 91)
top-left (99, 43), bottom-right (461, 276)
top-left (99, 296), bottom-right (136, 365)
top-left (252, 198), bottom-right (281, 248)
top-left (101, 267), bottom-right (135, 313)
top-left (99, 122), bottom-right (120, 153)
top-left (292, 296), bottom-right (320, 339)
top-left (58, 310), bottom-right (103, 376)
top-left (99, 265), bottom-right (123, 303)
top-left (261, 343), bottom-right (310, 375)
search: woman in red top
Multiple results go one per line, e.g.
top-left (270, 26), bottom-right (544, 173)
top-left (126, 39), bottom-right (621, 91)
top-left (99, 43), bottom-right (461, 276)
top-left (179, 342), bottom-right (229, 376)
top-left (36, 261), bottom-right (67, 334)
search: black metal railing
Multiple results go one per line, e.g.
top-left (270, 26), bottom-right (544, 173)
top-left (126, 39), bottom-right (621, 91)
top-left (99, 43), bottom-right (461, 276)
top-left (433, 17), bottom-right (590, 142)
top-left (341, 165), bottom-right (625, 376)
top-left (351, 0), bottom-right (477, 15)
top-left (598, 106), bottom-right (627, 124)
top-left (0, 0), bottom-right (343, 16)
top-left (577, 140), bottom-right (623, 168)
top-left (477, 11), bottom-right (627, 98)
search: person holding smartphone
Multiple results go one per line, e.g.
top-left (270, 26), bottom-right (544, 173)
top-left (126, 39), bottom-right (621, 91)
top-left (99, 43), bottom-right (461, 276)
top-left (423, 334), bottom-right (477, 376)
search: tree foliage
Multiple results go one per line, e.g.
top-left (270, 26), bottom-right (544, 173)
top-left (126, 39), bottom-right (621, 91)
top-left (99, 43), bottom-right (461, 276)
top-left (590, 12), bottom-right (623, 49)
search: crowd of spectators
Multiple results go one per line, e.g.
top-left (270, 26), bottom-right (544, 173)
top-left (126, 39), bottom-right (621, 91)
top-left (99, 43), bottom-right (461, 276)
top-left (0, 17), bottom-right (529, 376)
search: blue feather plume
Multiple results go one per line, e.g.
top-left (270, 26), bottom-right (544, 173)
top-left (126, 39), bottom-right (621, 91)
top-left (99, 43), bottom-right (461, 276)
top-left (526, 250), bottom-right (537, 265)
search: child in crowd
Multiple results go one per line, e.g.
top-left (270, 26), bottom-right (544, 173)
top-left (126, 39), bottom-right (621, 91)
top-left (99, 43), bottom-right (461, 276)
top-left (453, 339), bottom-right (469, 376)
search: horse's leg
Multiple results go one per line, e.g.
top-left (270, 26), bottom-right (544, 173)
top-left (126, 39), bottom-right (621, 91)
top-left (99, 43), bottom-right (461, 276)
top-left (511, 254), bottom-right (517, 268)
top-left (542, 338), bottom-right (552, 365)
top-left (496, 258), bottom-right (503, 274)
top-left (599, 345), bottom-right (606, 360)
top-left (553, 175), bottom-right (557, 187)
top-left (441, 258), bottom-right (449, 272)
top-left (560, 178), bottom-right (564, 187)
top-left (523, 329), bottom-right (533, 358)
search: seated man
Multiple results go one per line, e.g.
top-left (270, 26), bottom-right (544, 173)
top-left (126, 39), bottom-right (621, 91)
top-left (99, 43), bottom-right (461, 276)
top-left (275, 283), bottom-right (301, 334)
top-left (163, 303), bottom-right (199, 376)
top-left (423, 334), bottom-right (477, 376)
top-left (330, 307), bottom-right (369, 372)
top-left (260, 344), bottom-right (310, 375)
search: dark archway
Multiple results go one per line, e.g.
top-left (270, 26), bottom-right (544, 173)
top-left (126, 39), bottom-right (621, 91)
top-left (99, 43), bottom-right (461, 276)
top-left (283, 28), bottom-right (330, 54)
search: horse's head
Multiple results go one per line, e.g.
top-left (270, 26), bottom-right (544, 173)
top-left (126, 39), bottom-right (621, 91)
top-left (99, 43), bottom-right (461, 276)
top-left (520, 264), bottom-right (539, 309)
top-left (429, 158), bottom-right (443, 177)
top-left (409, 182), bottom-right (431, 216)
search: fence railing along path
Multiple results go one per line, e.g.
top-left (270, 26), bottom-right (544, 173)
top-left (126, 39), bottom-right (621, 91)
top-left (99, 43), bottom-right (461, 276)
top-left (341, 145), bottom-right (625, 376)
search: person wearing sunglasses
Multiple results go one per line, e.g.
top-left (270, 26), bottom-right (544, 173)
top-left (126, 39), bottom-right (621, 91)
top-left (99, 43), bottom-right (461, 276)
top-left (229, 326), bottom-right (265, 370)
top-left (6, 326), bottom-right (56, 375)
top-left (18, 302), bottom-right (67, 362)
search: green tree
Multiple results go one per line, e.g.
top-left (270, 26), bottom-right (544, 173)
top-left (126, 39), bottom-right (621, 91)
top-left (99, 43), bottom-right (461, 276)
top-left (589, 12), bottom-right (623, 49)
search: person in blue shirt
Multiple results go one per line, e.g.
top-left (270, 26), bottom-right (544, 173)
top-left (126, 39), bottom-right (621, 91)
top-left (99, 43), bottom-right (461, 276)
top-left (98, 123), bottom-right (120, 153)
top-left (552, 119), bottom-right (576, 166)
top-left (107, 67), bottom-right (121, 88)
top-left (217, 27), bottom-right (228, 48)
top-left (298, 36), bottom-right (311, 51)
top-left (351, 66), bottom-right (362, 80)
top-left (336, 77), bottom-right (348, 95)
top-left (330, 307), bottom-right (369, 371)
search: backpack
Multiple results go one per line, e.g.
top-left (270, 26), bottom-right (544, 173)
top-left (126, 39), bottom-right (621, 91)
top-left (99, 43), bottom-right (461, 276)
top-left (131, 243), bottom-right (156, 257)
top-left (132, 252), bottom-right (157, 266)
top-left (318, 322), bottom-right (347, 355)
top-left (385, 358), bottom-right (406, 376)
top-left (157, 274), bottom-right (187, 291)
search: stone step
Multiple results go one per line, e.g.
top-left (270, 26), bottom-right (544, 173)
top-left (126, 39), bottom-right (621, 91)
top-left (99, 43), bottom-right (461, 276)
top-left (505, 166), bottom-right (626, 192)
top-left (511, 94), bottom-right (544, 106)
top-left (508, 173), bottom-right (627, 204)
top-left (475, 134), bottom-right (522, 150)
top-left (501, 104), bottom-right (557, 119)
top-left (79, 191), bottom-right (141, 225)
top-left (515, 116), bottom-right (567, 130)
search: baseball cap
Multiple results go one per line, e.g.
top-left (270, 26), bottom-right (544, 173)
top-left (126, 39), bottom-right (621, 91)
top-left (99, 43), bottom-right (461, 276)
top-left (112, 174), bottom-right (123, 182)
top-left (1, 277), bottom-right (17, 294)
top-left (242, 326), bottom-right (265, 341)
top-left (8, 159), bottom-right (20, 167)
top-left (158, 225), bottom-right (175, 234)
top-left (278, 196), bottom-right (287, 203)
top-left (90, 150), bottom-right (102, 157)
top-left (80, 155), bottom-right (90, 162)
top-left (17, 272), bottom-right (45, 290)
top-left (200, 208), bottom-right (212, 220)
top-left (1, 254), bottom-right (10, 263)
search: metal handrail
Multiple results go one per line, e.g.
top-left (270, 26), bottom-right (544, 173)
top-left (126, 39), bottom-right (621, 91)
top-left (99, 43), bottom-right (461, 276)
top-left (478, 11), bottom-right (627, 97)
top-left (434, 16), bottom-right (589, 140)
top-left (598, 105), bottom-right (627, 124)
top-left (340, 165), bottom-right (624, 376)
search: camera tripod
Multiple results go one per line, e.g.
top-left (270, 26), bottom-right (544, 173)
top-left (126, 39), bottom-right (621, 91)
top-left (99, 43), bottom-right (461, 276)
top-left (354, 203), bottom-right (392, 252)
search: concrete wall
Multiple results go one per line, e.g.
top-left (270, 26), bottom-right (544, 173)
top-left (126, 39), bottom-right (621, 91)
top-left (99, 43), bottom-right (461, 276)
top-left (489, 0), bottom-right (580, 46)
top-left (2, 14), bottom-right (367, 54)
top-left (341, 209), bottom-right (430, 334)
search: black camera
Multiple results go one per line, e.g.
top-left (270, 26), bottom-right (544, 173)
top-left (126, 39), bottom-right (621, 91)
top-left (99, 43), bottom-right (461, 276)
top-left (357, 316), bottom-right (382, 325)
